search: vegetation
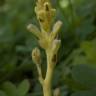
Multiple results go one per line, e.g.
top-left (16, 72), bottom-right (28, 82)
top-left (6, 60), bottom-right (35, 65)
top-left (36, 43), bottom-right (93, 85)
top-left (0, 0), bottom-right (96, 96)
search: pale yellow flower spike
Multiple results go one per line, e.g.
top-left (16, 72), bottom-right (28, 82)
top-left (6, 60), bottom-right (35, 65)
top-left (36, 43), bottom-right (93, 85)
top-left (27, 0), bottom-right (62, 96)
top-left (35, 0), bottom-right (56, 32)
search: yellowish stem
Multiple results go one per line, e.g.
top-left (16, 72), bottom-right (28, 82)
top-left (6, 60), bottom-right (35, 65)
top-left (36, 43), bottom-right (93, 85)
top-left (42, 51), bottom-right (55, 96)
top-left (43, 81), bottom-right (52, 96)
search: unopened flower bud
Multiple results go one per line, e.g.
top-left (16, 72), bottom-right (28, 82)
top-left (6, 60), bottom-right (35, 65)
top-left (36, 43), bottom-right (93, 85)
top-left (52, 39), bottom-right (61, 55)
top-left (54, 87), bottom-right (60, 96)
top-left (32, 47), bottom-right (41, 64)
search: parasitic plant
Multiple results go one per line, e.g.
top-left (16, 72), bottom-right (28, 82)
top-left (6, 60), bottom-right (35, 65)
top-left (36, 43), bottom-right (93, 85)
top-left (27, 0), bottom-right (62, 96)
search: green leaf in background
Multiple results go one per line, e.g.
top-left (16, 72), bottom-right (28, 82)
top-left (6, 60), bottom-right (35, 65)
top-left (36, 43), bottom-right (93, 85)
top-left (71, 91), bottom-right (96, 96)
top-left (2, 82), bottom-right (17, 96)
top-left (81, 40), bottom-right (96, 64)
top-left (17, 79), bottom-right (30, 96)
top-left (71, 64), bottom-right (96, 89)
top-left (63, 75), bottom-right (88, 91)
top-left (72, 55), bottom-right (89, 65)
top-left (0, 90), bottom-right (7, 96)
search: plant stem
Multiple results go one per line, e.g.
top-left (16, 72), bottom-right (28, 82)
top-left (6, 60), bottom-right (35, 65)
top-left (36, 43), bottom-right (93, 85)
top-left (43, 80), bottom-right (52, 96)
top-left (42, 51), bottom-right (55, 96)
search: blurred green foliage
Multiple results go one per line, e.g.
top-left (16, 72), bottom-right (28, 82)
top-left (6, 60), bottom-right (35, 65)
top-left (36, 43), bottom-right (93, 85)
top-left (0, 0), bottom-right (96, 96)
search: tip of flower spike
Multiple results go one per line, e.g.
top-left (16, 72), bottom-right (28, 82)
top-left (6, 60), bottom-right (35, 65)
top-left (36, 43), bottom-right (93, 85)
top-left (54, 39), bottom-right (61, 43)
top-left (27, 24), bottom-right (41, 38)
top-left (32, 47), bottom-right (41, 64)
top-left (27, 24), bottom-right (33, 31)
top-left (52, 39), bottom-right (61, 54)
top-left (54, 39), bottom-right (61, 47)
top-left (27, 24), bottom-right (40, 33)
top-left (52, 21), bottom-right (63, 34)
top-left (59, 20), bottom-right (63, 24)
top-left (56, 21), bottom-right (63, 27)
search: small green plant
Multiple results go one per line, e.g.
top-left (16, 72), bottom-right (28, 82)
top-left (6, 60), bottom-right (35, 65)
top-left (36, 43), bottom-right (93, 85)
top-left (27, 0), bottom-right (62, 96)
